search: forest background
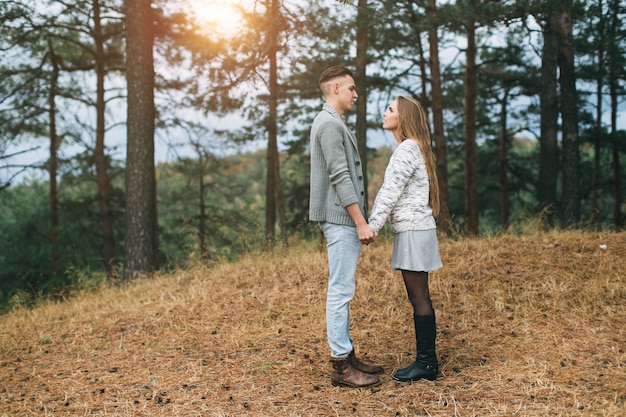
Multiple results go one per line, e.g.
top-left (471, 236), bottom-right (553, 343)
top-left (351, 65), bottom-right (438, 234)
top-left (0, 0), bottom-right (625, 311)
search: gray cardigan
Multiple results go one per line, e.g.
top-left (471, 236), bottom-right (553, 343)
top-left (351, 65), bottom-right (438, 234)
top-left (368, 139), bottom-right (436, 233)
top-left (309, 104), bottom-right (367, 226)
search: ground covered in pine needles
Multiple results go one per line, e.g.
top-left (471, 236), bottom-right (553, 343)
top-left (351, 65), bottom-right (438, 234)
top-left (1, 230), bottom-right (625, 416)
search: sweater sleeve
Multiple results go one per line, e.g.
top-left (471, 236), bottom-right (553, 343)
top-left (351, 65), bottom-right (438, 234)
top-left (318, 121), bottom-right (359, 207)
top-left (368, 141), bottom-right (418, 232)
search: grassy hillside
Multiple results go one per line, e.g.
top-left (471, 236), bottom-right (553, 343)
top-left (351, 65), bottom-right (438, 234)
top-left (1, 230), bottom-right (624, 416)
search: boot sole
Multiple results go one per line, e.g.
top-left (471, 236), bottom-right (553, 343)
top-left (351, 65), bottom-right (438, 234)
top-left (391, 374), bottom-right (436, 382)
top-left (331, 380), bottom-right (381, 389)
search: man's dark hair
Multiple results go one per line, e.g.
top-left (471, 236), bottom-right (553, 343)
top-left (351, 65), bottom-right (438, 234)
top-left (319, 66), bottom-right (354, 87)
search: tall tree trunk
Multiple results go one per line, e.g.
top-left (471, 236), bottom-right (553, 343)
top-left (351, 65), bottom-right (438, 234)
top-left (427, 0), bottom-right (451, 233)
top-left (273, 136), bottom-right (288, 249)
top-left (417, 33), bottom-right (428, 105)
top-left (265, 69), bottom-right (277, 247)
top-left (275, 160), bottom-right (288, 247)
top-left (355, 0), bottom-right (369, 207)
top-left (406, 5), bottom-right (428, 107)
top-left (270, 10), bottom-right (289, 248)
top-left (265, 0), bottom-right (283, 247)
top-left (93, 0), bottom-right (116, 276)
top-left (197, 150), bottom-right (207, 259)
top-left (499, 89), bottom-right (510, 231)
top-left (557, 7), bottom-right (580, 227)
top-left (538, 14), bottom-right (559, 225)
top-left (590, 6), bottom-right (604, 227)
top-left (608, 0), bottom-right (623, 229)
top-left (464, 3), bottom-right (478, 237)
top-left (123, 0), bottom-right (158, 280)
top-left (610, 89), bottom-right (622, 230)
top-left (48, 39), bottom-right (59, 274)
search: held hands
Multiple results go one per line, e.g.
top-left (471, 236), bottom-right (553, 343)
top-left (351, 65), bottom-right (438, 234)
top-left (357, 224), bottom-right (377, 245)
top-left (345, 204), bottom-right (377, 245)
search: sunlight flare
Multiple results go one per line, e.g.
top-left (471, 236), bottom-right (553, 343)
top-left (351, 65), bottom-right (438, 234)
top-left (187, 0), bottom-right (245, 37)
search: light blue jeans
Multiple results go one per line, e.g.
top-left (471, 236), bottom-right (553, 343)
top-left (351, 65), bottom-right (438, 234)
top-left (320, 222), bottom-right (361, 358)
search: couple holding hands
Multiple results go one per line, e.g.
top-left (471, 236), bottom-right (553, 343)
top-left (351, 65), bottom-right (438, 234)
top-left (309, 66), bottom-right (443, 388)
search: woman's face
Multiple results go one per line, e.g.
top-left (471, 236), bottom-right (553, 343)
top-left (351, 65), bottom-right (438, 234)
top-left (382, 99), bottom-right (399, 132)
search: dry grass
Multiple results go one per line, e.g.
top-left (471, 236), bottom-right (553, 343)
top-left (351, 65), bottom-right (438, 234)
top-left (0, 230), bottom-right (624, 416)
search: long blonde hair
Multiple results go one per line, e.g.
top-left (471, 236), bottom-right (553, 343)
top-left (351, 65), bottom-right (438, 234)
top-left (395, 96), bottom-right (440, 216)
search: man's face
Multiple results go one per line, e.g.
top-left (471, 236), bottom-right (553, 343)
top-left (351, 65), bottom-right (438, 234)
top-left (336, 75), bottom-right (358, 113)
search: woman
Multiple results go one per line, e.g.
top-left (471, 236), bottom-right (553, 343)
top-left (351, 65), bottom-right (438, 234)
top-left (368, 96), bottom-right (443, 382)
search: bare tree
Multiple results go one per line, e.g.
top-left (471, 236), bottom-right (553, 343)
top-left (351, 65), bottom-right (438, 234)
top-left (48, 39), bottom-right (60, 273)
top-left (93, 0), bottom-right (118, 276)
top-left (123, 0), bottom-right (158, 279)
top-left (538, 13), bottom-right (559, 225)
top-left (464, 0), bottom-right (478, 236)
top-left (355, 0), bottom-right (370, 206)
top-left (427, 0), bottom-right (451, 234)
top-left (557, 5), bottom-right (580, 227)
top-left (607, 0), bottom-right (624, 229)
top-left (265, 0), bottom-right (288, 248)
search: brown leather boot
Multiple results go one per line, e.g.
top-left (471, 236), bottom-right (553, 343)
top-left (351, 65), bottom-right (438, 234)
top-left (330, 357), bottom-right (380, 388)
top-left (349, 350), bottom-right (384, 375)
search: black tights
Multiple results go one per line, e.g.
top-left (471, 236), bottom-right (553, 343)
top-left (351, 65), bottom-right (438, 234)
top-left (401, 270), bottom-right (433, 316)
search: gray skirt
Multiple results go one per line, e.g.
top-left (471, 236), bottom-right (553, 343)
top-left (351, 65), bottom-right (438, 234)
top-left (391, 229), bottom-right (443, 272)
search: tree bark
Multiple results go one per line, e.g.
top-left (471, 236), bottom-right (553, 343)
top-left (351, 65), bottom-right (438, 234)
top-left (464, 3), bottom-right (478, 237)
top-left (557, 8), bottom-right (580, 228)
top-left (355, 0), bottom-right (369, 207)
top-left (197, 149), bottom-right (207, 259)
top-left (427, 0), bottom-right (451, 234)
top-left (590, 6), bottom-right (604, 227)
top-left (265, 48), bottom-right (277, 247)
top-left (608, 0), bottom-right (623, 229)
top-left (538, 14), bottom-right (559, 225)
top-left (499, 89), bottom-right (510, 231)
top-left (406, 4), bottom-right (428, 111)
top-left (93, 0), bottom-right (116, 276)
top-left (265, 0), bottom-right (287, 247)
top-left (48, 39), bottom-right (59, 274)
top-left (416, 32), bottom-right (428, 105)
top-left (610, 91), bottom-right (623, 230)
top-left (123, 0), bottom-right (158, 279)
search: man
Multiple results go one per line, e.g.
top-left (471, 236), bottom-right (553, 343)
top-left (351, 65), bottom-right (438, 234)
top-left (309, 66), bottom-right (382, 388)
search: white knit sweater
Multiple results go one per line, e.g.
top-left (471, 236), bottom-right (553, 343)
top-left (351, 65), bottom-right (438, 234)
top-left (368, 139), bottom-right (436, 233)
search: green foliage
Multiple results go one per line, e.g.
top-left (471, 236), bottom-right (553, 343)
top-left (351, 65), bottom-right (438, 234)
top-left (156, 151), bottom-right (269, 266)
top-left (0, 150), bottom-right (126, 311)
top-left (1, 139), bottom-right (624, 311)
top-left (0, 181), bottom-right (54, 308)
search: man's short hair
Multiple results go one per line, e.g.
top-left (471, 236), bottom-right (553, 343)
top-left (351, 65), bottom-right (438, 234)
top-left (319, 66), bottom-right (354, 88)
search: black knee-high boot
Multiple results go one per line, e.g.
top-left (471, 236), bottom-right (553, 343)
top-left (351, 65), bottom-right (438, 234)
top-left (392, 314), bottom-right (438, 382)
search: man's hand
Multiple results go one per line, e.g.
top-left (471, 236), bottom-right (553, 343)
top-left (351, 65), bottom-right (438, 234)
top-left (345, 203), bottom-right (377, 245)
top-left (357, 224), bottom-right (377, 245)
